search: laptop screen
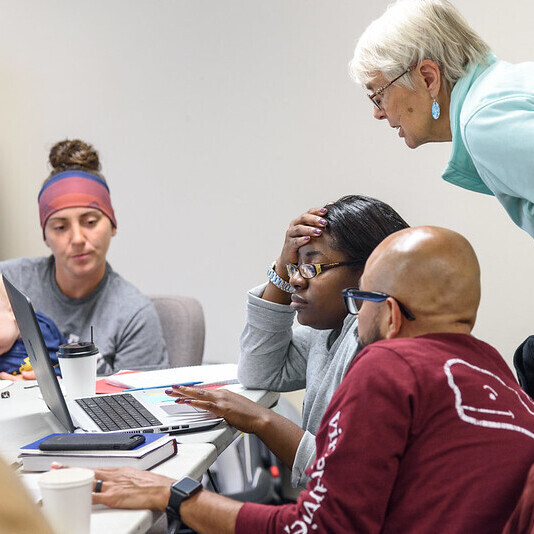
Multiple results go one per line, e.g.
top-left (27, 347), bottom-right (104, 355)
top-left (3, 276), bottom-right (75, 432)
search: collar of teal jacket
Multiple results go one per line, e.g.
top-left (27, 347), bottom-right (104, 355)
top-left (441, 54), bottom-right (497, 195)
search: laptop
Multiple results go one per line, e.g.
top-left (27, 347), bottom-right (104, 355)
top-left (3, 276), bottom-right (223, 434)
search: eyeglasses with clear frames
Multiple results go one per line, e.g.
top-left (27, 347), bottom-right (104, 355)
top-left (342, 288), bottom-right (415, 321)
top-left (286, 261), bottom-right (361, 280)
top-left (368, 64), bottom-right (417, 111)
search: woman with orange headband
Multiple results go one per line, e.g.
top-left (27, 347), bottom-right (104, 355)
top-left (0, 139), bottom-right (168, 378)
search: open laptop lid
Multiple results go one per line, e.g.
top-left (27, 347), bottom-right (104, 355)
top-left (3, 276), bottom-right (76, 432)
top-left (4, 276), bottom-right (224, 434)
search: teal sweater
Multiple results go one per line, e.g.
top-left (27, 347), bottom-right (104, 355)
top-left (442, 54), bottom-right (534, 237)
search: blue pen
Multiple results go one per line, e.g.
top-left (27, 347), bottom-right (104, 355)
top-left (123, 381), bottom-right (202, 392)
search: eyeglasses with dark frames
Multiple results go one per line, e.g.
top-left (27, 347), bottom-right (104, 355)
top-left (368, 64), bottom-right (417, 111)
top-left (342, 288), bottom-right (415, 321)
top-left (286, 261), bottom-right (361, 280)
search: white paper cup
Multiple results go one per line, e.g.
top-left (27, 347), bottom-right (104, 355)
top-left (57, 342), bottom-right (99, 398)
top-left (38, 467), bottom-right (94, 534)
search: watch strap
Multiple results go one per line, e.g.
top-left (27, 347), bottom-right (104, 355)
top-left (166, 477), bottom-right (202, 534)
top-left (166, 506), bottom-right (182, 534)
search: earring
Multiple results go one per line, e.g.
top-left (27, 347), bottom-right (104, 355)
top-left (431, 98), bottom-right (440, 120)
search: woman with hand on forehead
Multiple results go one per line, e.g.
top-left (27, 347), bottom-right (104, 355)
top-left (167, 195), bottom-right (409, 488)
top-left (0, 139), bottom-right (168, 379)
top-left (350, 0), bottom-right (534, 237)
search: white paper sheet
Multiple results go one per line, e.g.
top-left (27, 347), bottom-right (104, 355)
top-left (105, 363), bottom-right (238, 389)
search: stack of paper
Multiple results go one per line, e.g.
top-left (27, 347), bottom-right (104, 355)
top-left (19, 433), bottom-right (177, 472)
top-left (106, 363), bottom-right (239, 390)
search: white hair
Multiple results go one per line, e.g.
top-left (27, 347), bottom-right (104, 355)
top-left (349, 0), bottom-right (491, 91)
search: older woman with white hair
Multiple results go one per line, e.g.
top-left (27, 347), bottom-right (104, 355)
top-left (350, 0), bottom-right (534, 237)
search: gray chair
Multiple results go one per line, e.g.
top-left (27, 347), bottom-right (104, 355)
top-left (149, 295), bottom-right (205, 368)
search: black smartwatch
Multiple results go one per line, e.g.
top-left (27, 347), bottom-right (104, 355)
top-left (166, 476), bottom-right (202, 534)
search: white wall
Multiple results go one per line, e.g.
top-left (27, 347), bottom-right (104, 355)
top-left (0, 0), bottom-right (533, 369)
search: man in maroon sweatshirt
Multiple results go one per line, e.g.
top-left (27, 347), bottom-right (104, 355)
top-left (91, 227), bottom-right (534, 534)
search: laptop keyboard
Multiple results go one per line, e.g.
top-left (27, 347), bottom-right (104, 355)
top-left (75, 394), bottom-right (162, 431)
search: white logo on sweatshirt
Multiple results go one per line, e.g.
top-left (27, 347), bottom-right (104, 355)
top-left (444, 358), bottom-right (534, 439)
top-left (283, 410), bottom-right (342, 533)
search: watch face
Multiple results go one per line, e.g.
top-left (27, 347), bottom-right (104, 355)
top-left (177, 477), bottom-right (202, 494)
top-left (169, 477), bottom-right (202, 512)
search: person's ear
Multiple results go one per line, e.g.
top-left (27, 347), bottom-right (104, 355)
top-left (418, 60), bottom-right (441, 99)
top-left (384, 298), bottom-right (403, 339)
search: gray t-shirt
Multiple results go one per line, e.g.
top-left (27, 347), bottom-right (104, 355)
top-left (0, 256), bottom-right (168, 375)
top-left (238, 284), bottom-right (359, 487)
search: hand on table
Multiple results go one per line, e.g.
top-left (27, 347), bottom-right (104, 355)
top-left (52, 463), bottom-right (174, 511)
top-left (90, 466), bottom-right (175, 511)
top-left (52, 465), bottom-right (238, 533)
top-left (166, 385), bottom-right (271, 435)
top-left (0, 370), bottom-right (36, 381)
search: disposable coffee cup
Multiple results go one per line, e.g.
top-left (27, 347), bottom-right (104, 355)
top-left (38, 467), bottom-right (94, 534)
top-left (57, 342), bottom-right (99, 398)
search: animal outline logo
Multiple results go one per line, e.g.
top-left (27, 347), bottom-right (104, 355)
top-left (444, 358), bottom-right (534, 439)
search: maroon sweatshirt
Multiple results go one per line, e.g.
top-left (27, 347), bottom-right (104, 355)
top-left (237, 334), bottom-right (534, 533)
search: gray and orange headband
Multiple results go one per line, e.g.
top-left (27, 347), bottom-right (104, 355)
top-left (38, 170), bottom-right (117, 229)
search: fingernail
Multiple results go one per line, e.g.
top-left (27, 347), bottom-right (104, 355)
top-left (319, 219), bottom-right (327, 226)
top-left (165, 389), bottom-right (173, 395)
top-left (313, 228), bottom-right (322, 235)
top-left (304, 236), bottom-right (310, 241)
top-left (319, 208), bottom-right (327, 214)
top-left (171, 384), bottom-right (182, 389)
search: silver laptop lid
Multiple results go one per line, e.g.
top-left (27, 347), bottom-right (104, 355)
top-left (3, 276), bottom-right (76, 432)
top-left (4, 276), bottom-right (223, 434)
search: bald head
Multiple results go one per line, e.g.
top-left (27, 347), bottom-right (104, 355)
top-left (361, 226), bottom-right (480, 335)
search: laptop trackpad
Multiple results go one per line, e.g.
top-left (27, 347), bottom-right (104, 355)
top-left (159, 403), bottom-right (208, 416)
top-left (133, 390), bottom-right (211, 417)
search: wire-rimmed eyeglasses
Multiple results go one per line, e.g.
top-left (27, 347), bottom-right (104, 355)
top-left (342, 288), bottom-right (415, 321)
top-left (286, 261), bottom-right (361, 280)
top-left (368, 64), bottom-right (417, 111)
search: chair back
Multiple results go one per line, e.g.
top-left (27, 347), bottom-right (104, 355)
top-left (149, 295), bottom-right (205, 367)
